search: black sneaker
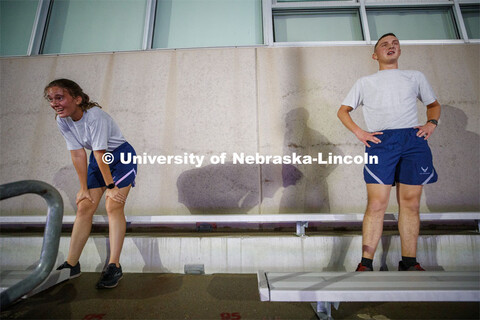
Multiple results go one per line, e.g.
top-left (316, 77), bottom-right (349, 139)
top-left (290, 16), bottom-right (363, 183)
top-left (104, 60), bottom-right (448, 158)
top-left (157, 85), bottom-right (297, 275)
top-left (398, 260), bottom-right (425, 271)
top-left (56, 261), bottom-right (81, 279)
top-left (96, 263), bottom-right (123, 289)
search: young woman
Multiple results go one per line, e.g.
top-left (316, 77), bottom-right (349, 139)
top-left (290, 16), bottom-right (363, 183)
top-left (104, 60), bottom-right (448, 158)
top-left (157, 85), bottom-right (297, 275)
top-left (45, 79), bottom-right (137, 289)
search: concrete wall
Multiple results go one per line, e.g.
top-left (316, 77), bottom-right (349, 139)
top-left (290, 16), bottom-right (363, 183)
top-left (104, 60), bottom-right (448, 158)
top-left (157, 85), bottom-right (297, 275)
top-left (1, 44), bottom-right (479, 216)
top-left (2, 233), bottom-right (479, 273)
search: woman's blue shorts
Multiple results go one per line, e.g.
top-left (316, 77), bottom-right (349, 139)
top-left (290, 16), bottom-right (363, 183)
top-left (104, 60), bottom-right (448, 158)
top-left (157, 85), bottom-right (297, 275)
top-left (87, 142), bottom-right (137, 189)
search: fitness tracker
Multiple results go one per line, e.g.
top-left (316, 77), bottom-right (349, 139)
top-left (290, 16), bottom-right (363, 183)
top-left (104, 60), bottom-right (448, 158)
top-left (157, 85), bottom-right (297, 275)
top-left (427, 119), bottom-right (438, 126)
top-left (106, 183), bottom-right (116, 189)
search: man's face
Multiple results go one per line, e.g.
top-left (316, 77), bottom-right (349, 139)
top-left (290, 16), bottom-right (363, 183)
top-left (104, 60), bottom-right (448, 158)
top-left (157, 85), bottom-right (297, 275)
top-left (372, 35), bottom-right (401, 64)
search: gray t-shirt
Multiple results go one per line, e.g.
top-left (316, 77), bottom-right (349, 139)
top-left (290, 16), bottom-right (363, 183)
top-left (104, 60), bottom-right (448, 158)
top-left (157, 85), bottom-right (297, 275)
top-left (57, 107), bottom-right (126, 151)
top-left (342, 69), bottom-right (437, 132)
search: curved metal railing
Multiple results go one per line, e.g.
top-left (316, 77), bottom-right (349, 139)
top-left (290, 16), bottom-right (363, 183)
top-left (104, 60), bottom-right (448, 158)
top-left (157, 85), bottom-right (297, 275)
top-left (0, 180), bottom-right (64, 308)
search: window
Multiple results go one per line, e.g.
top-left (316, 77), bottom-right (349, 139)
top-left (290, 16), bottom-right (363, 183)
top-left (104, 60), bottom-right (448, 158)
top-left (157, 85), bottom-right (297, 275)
top-left (461, 5), bottom-right (480, 39)
top-left (152, 0), bottom-right (263, 49)
top-left (367, 7), bottom-right (458, 41)
top-left (273, 9), bottom-right (363, 42)
top-left (0, 0), bottom-right (39, 56)
top-left (0, 0), bottom-right (478, 57)
top-left (277, 0), bottom-right (343, 2)
top-left (42, 0), bottom-right (147, 54)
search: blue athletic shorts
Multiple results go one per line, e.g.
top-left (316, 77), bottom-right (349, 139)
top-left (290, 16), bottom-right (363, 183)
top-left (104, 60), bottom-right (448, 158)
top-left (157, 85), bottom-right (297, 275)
top-left (364, 128), bottom-right (438, 186)
top-left (87, 142), bottom-right (137, 189)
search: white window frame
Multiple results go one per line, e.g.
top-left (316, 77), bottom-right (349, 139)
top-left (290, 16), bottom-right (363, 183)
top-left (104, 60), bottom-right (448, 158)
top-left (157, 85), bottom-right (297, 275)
top-left (3, 0), bottom-right (479, 57)
top-left (268, 0), bottom-right (480, 47)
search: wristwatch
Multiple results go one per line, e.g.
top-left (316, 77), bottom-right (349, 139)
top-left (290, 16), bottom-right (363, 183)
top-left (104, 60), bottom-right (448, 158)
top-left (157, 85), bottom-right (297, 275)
top-left (427, 119), bottom-right (438, 126)
top-left (106, 183), bottom-right (116, 189)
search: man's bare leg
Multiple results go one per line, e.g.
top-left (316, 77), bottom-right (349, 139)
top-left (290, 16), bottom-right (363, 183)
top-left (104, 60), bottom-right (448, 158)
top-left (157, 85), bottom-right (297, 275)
top-left (397, 183), bottom-right (422, 257)
top-left (362, 184), bottom-right (392, 260)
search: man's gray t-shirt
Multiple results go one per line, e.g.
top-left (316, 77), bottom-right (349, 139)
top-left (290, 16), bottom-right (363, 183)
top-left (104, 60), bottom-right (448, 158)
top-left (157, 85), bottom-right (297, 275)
top-left (56, 107), bottom-right (126, 151)
top-left (342, 69), bottom-right (437, 132)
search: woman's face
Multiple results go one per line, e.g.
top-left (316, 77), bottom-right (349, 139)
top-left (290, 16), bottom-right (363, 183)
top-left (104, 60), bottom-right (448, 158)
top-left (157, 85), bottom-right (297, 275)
top-left (46, 86), bottom-right (83, 120)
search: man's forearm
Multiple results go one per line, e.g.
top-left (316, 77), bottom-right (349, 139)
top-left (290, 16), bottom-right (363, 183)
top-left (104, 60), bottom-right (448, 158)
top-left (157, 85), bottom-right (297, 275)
top-left (426, 100), bottom-right (441, 122)
top-left (338, 105), bottom-right (362, 135)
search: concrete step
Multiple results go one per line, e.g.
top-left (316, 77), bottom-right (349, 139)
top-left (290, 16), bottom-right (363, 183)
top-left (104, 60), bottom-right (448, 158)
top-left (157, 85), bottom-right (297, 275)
top-left (1, 232), bottom-right (479, 274)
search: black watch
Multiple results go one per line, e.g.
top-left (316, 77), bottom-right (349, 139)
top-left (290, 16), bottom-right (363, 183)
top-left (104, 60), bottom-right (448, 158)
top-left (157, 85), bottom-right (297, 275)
top-left (427, 119), bottom-right (438, 126)
top-left (106, 183), bottom-right (116, 189)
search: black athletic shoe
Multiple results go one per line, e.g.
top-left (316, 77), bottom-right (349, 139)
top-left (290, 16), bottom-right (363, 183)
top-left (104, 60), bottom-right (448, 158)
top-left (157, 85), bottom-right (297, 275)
top-left (398, 261), bottom-right (425, 271)
top-left (355, 263), bottom-right (373, 271)
top-left (96, 263), bottom-right (123, 289)
top-left (56, 261), bottom-right (81, 279)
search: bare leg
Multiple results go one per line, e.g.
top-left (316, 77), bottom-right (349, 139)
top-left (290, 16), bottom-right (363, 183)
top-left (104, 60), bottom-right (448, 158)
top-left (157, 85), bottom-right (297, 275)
top-left (66, 188), bottom-right (105, 265)
top-left (362, 184), bottom-right (392, 259)
top-left (105, 185), bottom-right (132, 266)
top-left (397, 183), bottom-right (423, 257)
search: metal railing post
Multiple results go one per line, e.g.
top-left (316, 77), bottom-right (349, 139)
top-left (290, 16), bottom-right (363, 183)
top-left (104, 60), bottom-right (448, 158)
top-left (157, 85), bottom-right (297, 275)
top-left (0, 180), bottom-right (64, 308)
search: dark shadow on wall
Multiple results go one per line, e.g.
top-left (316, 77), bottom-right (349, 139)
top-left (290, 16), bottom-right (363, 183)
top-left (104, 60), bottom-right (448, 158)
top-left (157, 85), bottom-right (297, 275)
top-left (424, 105), bottom-right (480, 212)
top-left (322, 236), bottom-right (354, 272)
top-left (177, 163), bottom-right (302, 214)
top-left (177, 107), bottom-right (341, 214)
top-left (52, 165), bottom-right (79, 212)
top-left (132, 237), bottom-right (168, 273)
top-left (279, 108), bottom-right (342, 213)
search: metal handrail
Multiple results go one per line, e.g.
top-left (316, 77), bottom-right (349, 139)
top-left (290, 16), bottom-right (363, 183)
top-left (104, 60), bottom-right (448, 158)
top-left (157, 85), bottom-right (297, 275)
top-left (0, 180), bottom-right (64, 308)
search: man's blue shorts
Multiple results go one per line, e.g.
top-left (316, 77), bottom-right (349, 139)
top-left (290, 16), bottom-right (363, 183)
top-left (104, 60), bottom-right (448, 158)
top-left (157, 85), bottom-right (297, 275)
top-left (87, 142), bottom-right (137, 189)
top-left (364, 128), bottom-right (438, 186)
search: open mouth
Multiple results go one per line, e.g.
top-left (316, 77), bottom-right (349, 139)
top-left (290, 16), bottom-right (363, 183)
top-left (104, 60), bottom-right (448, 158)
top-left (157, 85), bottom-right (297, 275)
top-left (387, 50), bottom-right (395, 55)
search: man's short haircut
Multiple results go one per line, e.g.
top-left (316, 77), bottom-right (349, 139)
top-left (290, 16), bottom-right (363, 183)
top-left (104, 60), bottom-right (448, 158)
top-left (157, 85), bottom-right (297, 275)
top-left (374, 33), bottom-right (398, 51)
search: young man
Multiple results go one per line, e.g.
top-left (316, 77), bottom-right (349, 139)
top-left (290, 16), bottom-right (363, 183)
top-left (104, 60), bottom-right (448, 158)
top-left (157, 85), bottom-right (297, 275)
top-left (337, 33), bottom-right (441, 271)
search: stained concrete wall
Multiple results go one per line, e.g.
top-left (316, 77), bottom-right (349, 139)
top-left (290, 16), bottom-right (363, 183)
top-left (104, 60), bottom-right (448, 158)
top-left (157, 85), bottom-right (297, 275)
top-left (2, 233), bottom-right (479, 273)
top-left (0, 45), bottom-right (479, 216)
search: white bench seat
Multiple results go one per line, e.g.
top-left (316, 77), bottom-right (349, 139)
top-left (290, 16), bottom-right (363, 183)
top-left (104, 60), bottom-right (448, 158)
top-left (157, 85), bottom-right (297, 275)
top-left (258, 271), bottom-right (480, 319)
top-left (0, 269), bottom-right (70, 298)
top-left (1, 212), bottom-right (479, 236)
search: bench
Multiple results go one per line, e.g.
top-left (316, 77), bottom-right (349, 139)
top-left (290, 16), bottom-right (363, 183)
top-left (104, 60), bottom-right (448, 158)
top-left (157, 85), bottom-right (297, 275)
top-left (0, 269), bottom-right (69, 299)
top-left (1, 212), bottom-right (479, 236)
top-left (257, 271), bottom-right (480, 319)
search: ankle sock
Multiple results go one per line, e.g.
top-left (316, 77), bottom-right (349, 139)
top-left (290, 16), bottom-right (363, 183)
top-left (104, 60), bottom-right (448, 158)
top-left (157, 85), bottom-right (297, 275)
top-left (361, 257), bottom-right (373, 269)
top-left (402, 256), bottom-right (417, 267)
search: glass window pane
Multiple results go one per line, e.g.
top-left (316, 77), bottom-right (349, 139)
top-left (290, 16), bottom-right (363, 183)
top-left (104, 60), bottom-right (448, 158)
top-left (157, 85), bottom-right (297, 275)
top-left (42, 0), bottom-right (147, 54)
top-left (367, 7), bottom-right (458, 41)
top-left (273, 10), bottom-right (363, 42)
top-left (153, 0), bottom-right (263, 49)
top-left (461, 5), bottom-right (480, 39)
top-left (0, 0), bottom-right (39, 56)
top-left (277, 0), bottom-right (345, 2)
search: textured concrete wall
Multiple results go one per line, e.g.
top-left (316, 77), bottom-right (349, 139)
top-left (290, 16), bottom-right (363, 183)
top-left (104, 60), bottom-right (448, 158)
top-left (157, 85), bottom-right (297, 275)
top-left (1, 44), bottom-right (479, 216)
top-left (2, 234), bottom-right (479, 273)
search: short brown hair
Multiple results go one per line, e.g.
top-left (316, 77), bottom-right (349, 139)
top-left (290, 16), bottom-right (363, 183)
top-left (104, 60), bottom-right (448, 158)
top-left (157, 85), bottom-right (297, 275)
top-left (374, 33), bottom-right (398, 51)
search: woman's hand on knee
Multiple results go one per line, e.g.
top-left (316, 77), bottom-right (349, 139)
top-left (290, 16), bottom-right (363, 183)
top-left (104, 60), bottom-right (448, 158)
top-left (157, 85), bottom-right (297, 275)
top-left (76, 189), bottom-right (94, 205)
top-left (106, 187), bottom-right (126, 204)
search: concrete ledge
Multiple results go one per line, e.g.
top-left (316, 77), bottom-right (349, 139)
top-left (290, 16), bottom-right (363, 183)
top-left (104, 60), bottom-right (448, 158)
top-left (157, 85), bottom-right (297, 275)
top-left (1, 212), bottom-right (478, 225)
top-left (1, 233), bottom-right (479, 274)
